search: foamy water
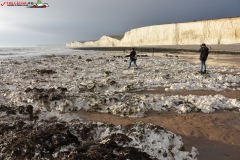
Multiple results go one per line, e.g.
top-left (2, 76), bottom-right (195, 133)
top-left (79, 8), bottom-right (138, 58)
top-left (0, 46), bottom-right (89, 59)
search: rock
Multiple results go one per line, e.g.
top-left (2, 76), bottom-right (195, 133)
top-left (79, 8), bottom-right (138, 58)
top-left (26, 105), bottom-right (33, 117)
top-left (138, 54), bottom-right (149, 57)
top-left (0, 121), bottom-right (197, 159)
top-left (57, 87), bottom-right (67, 92)
top-left (52, 134), bottom-right (67, 146)
top-left (39, 93), bottom-right (49, 100)
top-left (86, 59), bottom-right (93, 62)
top-left (6, 109), bottom-right (16, 115)
top-left (49, 94), bottom-right (63, 101)
top-left (87, 83), bottom-right (95, 90)
top-left (73, 136), bottom-right (151, 159)
top-left (24, 88), bottom-right (32, 92)
top-left (36, 69), bottom-right (57, 75)
top-left (0, 105), bottom-right (8, 112)
top-left (105, 79), bottom-right (117, 86)
top-left (104, 71), bottom-right (111, 77)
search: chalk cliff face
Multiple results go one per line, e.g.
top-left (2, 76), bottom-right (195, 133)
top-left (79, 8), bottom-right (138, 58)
top-left (93, 36), bottom-right (120, 47)
top-left (67, 17), bottom-right (240, 47)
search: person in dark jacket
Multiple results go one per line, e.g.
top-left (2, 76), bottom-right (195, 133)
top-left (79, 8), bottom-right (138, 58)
top-left (128, 48), bottom-right (138, 69)
top-left (199, 43), bottom-right (209, 74)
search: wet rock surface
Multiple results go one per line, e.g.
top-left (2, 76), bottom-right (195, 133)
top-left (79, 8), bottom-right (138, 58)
top-left (0, 51), bottom-right (240, 159)
top-left (36, 69), bottom-right (57, 75)
top-left (1, 54), bottom-right (240, 117)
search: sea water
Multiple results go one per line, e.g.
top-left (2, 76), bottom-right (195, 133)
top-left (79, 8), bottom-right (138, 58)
top-left (0, 46), bottom-right (90, 59)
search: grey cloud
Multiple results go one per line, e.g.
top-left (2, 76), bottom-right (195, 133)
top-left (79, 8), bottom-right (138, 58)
top-left (0, 0), bottom-right (240, 47)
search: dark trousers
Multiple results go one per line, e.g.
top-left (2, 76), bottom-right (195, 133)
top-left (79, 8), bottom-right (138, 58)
top-left (201, 60), bottom-right (206, 71)
top-left (128, 60), bottom-right (138, 68)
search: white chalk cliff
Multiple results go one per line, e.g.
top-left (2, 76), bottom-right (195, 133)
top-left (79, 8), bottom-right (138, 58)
top-left (66, 17), bottom-right (240, 47)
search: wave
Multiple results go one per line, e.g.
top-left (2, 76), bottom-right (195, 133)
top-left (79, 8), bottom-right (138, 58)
top-left (0, 46), bottom-right (85, 58)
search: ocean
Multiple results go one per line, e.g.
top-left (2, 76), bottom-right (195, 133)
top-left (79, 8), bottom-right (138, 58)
top-left (0, 46), bottom-right (86, 59)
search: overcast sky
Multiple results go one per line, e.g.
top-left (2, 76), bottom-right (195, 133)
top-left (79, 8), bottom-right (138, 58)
top-left (0, 0), bottom-right (240, 47)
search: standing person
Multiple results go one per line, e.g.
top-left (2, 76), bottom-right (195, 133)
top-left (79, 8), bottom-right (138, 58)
top-left (128, 48), bottom-right (138, 69)
top-left (199, 43), bottom-right (209, 74)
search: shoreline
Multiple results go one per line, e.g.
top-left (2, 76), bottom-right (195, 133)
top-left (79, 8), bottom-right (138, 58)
top-left (76, 109), bottom-right (240, 159)
top-left (70, 44), bottom-right (240, 54)
top-left (1, 49), bottom-right (240, 159)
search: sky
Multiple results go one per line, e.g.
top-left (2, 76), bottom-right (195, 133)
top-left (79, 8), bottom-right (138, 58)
top-left (0, 0), bottom-right (240, 47)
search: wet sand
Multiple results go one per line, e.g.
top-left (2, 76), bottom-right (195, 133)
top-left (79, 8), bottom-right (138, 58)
top-left (76, 109), bottom-right (240, 160)
top-left (153, 44), bottom-right (240, 52)
top-left (139, 51), bottom-right (240, 69)
top-left (178, 52), bottom-right (240, 70)
top-left (76, 52), bottom-right (240, 160)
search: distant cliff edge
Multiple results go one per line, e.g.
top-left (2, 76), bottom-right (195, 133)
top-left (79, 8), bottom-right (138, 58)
top-left (66, 17), bottom-right (240, 47)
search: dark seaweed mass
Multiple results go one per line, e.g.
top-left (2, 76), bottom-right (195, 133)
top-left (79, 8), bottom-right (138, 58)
top-left (0, 120), bottom-right (153, 160)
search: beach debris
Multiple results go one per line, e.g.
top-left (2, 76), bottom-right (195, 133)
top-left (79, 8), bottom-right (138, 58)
top-left (1, 51), bottom-right (240, 159)
top-left (0, 52), bottom-right (239, 118)
top-left (86, 59), bottom-right (93, 62)
top-left (0, 121), bottom-right (198, 159)
top-left (104, 71), bottom-right (111, 77)
top-left (36, 69), bottom-right (57, 75)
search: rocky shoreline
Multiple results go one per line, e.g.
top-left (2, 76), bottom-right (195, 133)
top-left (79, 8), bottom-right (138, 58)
top-left (0, 120), bottom-right (198, 159)
top-left (1, 51), bottom-right (240, 159)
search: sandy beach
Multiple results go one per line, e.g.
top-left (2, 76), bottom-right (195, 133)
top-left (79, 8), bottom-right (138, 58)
top-left (76, 109), bottom-right (240, 159)
top-left (0, 48), bottom-right (240, 159)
